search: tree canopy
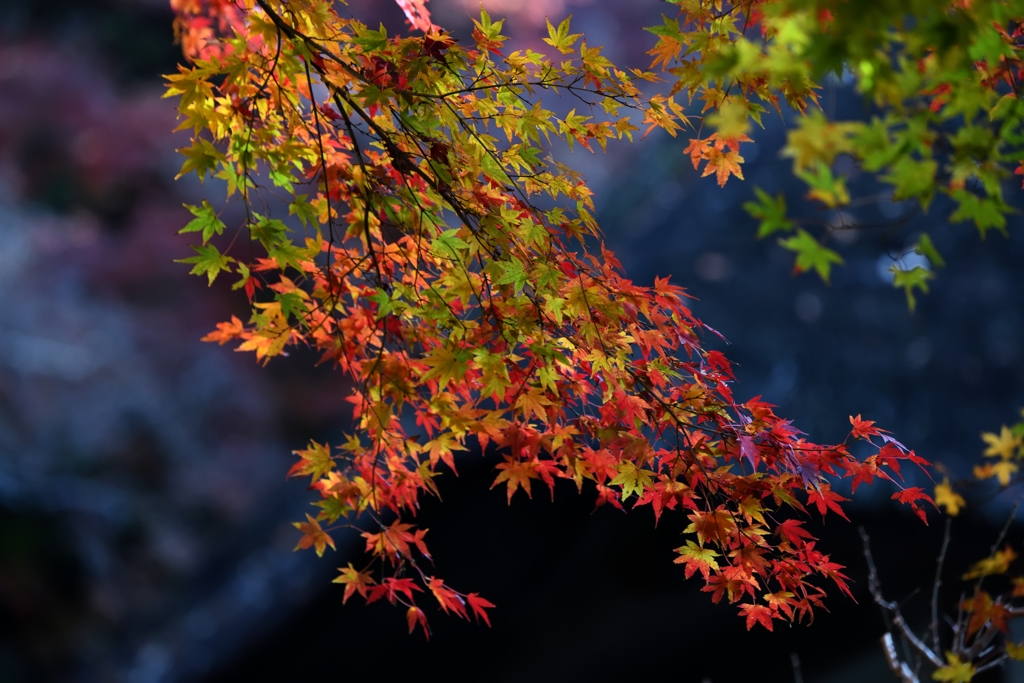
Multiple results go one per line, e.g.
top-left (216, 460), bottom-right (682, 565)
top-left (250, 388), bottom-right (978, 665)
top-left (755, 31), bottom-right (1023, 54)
top-left (165, 0), bottom-right (1024, 649)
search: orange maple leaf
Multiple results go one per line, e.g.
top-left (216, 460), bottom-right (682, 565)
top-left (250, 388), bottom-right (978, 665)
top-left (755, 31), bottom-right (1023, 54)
top-left (739, 602), bottom-right (775, 631)
top-left (293, 514), bottom-right (336, 557)
top-left (406, 606), bottom-right (430, 638)
top-left (333, 563), bottom-right (376, 603)
top-left (683, 137), bottom-right (711, 170)
top-left (963, 591), bottom-right (1010, 638)
top-left (491, 456), bottom-right (539, 503)
top-left (428, 577), bottom-right (468, 618)
top-left (701, 146), bottom-right (745, 187)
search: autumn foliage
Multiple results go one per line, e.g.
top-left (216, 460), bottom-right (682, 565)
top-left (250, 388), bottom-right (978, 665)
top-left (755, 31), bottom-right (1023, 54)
top-left (158, 0), bottom-right (986, 638)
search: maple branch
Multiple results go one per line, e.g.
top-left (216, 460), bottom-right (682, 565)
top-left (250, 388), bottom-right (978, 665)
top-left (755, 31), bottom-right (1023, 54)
top-left (975, 494), bottom-right (1023, 597)
top-left (929, 516), bottom-right (952, 655)
top-left (860, 527), bottom-right (945, 669)
top-left (881, 632), bottom-right (920, 683)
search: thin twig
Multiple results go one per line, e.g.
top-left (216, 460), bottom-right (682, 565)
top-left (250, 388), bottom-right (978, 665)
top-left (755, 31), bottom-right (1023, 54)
top-left (929, 517), bottom-right (952, 654)
top-left (860, 527), bottom-right (945, 669)
top-left (976, 494), bottom-right (1023, 597)
top-left (881, 632), bottom-right (920, 683)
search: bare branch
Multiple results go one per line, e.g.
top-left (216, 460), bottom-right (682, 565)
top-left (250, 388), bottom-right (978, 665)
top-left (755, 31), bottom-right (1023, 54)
top-left (929, 516), bottom-right (952, 654)
top-left (976, 494), bottom-right (1023, 597)
top-left (861, 527), bottom-right (945, 669)
top-left (882, 632), bottom-right (920, 683)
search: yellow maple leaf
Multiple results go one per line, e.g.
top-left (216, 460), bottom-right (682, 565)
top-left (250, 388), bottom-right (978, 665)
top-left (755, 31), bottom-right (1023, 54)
top-left (934, 478), bottom-right (965, 516)
top-left (932, 653), bottom-right (975, 682)
top-left (982, 426), bottom-right (1022, 461)
top-left (1008, 641), bottom-right (1024, 661)
top-left (974, 460), bottom-right (1018, 486)
top-left (963, 545), bottom-right (1018, 580)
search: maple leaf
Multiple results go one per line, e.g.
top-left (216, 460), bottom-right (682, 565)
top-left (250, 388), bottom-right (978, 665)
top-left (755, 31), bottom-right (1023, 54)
top-left (934, 478), bottom-right (965, 516)
top-left (406, 606), bottom-right (430, 639)
top-left (686, 508), bottom-right (739, 545)
top-left (849, 414), bottom-right (884, 440)
top-left (201, 316), bottom-right (246, 345)
top-left (428, 577), bottom-right (468, 618)
top-left (979, 460), bottom-right (1018, 486)
top-left (394, 0), bottom-right (435, 32)
top-left (363, 523), bottom-right (431, 563)
top-left (544, 16), bottom-right (582, 55)
top-left (420, 345), bottom-right (471, 390)
top-left (180, 200), bottom-right (226, 243)
top-left (982, 426), bottom-right (1022, 461)
top-left (932, 653), bottom-right (975, 683)
top-left (962, 590), bottom-right (1009, 638)
top-left (738, 603), bottom-right (775, 631)
top-left (891, 487), bottom-right (932, 524)
top-left (779, 230), bottom-right (843, 283)
top-left (701, 145), bottom-right (744, 187)
top-left (764, 591), bottom-right (796, 620)
top-left (683, 137), bottom-right (711, 170)
top-left (466, 593), bottom-right (495, 626)
top-left (293, 514), bottom-right (336, 557)
top-left (807, 485), bottom-right (850, 520)
top-left (963, 545), bottom-right (1018, 580)
top-left (674, 540), bottom-right (720, 580)
top-left (288, 440), bottom-right (335, 480)
top-left (177, 244), bottom-right (233, 285)
top-left (743, 187), bottom-right (794, 237)
top-left (367, 577), bottom-right (423, 606)
top-left (1007, 641), bottom-right (1024, 661)
top-left (491, 456), bottom-right (539, 503)
top-left (775, 519), bottom-right (813, 547)
top-left (610, 463), bottom-right (655, 501)
top-left (333, 563), bottom-right (375, 603)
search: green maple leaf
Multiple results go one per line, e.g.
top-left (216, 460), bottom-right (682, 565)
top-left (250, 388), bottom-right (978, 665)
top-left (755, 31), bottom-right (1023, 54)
top-left (644, 14), bottom-right (682, 39)
top-left (421, 345), bottom-right (471, 390)
top-left (494, 258), bottom-right (528, 292)
top-left (177, 244), bottom-right (232, 285)
top-left (913, 233), bottom-right (945, 268)
top-left (289, 194), bottom-right (319, 228)
top-left (891, 266), bottom-right (934, 313)
top-left (473, 349), bottom-right (511, 398)
top-left (431, 229), bottom-right (470, 260)
top-left (544, 16), bottom-right (582, 55)
top-left (950, 190), bottom-right (1009, 237)
top-left (176, 138), bottom-right (223, 181)
top-left (744, 187), bottom-right (794, 237)
top-left (779, 230), bottom-right (843, 283)
top-left (179, 200), bottom-right (226, 243)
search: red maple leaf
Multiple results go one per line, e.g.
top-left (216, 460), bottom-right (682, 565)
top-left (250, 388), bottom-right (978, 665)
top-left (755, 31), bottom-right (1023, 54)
top-left (775, 519), bottom-right (814, 547)
top-left (739, 603), bottom-right (775, 631)
top-left (406, 606), bottom-right (430, 638)
top-left (849, 414), bottom-right (885, 440)
top-left (806, 484), bottom-right (850, 520)
top-left (428, 577), bottom-right (468, 618)
top-left (892, 487), bottom-right (933, 524)
top-left (467, 593), bottom-right (496, 626)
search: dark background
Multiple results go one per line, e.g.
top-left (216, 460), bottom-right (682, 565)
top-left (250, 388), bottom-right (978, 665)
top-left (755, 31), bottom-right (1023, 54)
top-left (0, 1), bottom-right (1022, 681)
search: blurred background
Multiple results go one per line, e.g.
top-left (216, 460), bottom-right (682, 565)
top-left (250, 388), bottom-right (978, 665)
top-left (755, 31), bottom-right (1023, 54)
top-left (0, 1), bottom-right (1022, 681)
